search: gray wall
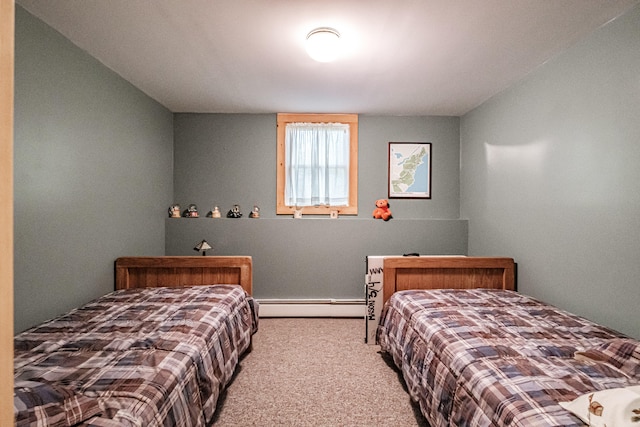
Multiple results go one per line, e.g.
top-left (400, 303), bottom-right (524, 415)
top-left (461, 4), bottom-right (640, 338)
top-left (14, 7), bottom-right (174, 333)
top-left (169, 114), bottom-right (465, 299)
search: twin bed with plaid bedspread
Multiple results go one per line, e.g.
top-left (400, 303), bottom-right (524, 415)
top-left (14, 284), bottom-right (258, 426)
top-left (377, 289), bottom-right (640, 426)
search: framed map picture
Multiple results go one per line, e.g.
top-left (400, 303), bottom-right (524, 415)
top-left (388, 142), bottom-right (431, 199)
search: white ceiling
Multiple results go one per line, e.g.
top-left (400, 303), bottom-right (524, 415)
top-left (17, 0), bottom-right (639, 116)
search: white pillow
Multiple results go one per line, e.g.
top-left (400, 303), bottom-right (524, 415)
top-left (559, 385), bottom-right (640, 427)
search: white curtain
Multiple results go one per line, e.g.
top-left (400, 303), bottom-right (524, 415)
top-left (285, 122), bottom-right (350, 207)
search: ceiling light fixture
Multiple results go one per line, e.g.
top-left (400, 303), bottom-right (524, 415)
top-left (306, 27), bottom-right (341, 62)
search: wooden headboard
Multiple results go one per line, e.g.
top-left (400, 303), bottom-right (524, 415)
top-left (115, 256), bottom-right (252, 295)
top-left (382, 256), bottom-right (515, 304)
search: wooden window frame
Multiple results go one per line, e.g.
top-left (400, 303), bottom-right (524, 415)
top-left (277, 113), bottom-right (358, 215)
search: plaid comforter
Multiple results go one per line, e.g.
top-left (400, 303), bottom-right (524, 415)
top-left (14, 284), bottom-right (259, 427)
top-left (377, 289), bottom-right (640, 427)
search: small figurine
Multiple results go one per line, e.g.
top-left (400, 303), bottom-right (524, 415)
top-left (249, 205), bottom-right (260, 218)
top-left (227, 204), bottom-right (242, 218)
top-left (184, 204), bottom-right (199, 218)
top-left (168, 204), bottom-right (181, 218)
top-left (211, 206), bottom-right (221, 218)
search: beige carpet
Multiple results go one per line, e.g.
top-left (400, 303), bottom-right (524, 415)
top-left (212, 317), bottom-right (429, 426)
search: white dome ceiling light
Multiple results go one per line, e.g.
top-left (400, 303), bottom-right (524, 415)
top-left (305, 27), bottom-right (341, 62)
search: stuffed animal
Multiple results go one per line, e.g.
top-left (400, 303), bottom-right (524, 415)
top-left (372, 199), bottom-right (392, 221)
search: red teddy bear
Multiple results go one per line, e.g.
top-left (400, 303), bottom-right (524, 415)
top-left (372, 199), bottom-right (393, 221)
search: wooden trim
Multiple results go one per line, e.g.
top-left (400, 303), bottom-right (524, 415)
top-left (276, 113), bottom-right (358, 215)
top-left (115, 256), bottom-right (253, 295)
top-left (0, 1), bottom-right (14, 424)
top-left (382, 257), bottom-right (515, 304)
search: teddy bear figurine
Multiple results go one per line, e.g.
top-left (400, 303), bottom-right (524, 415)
top-left (372, 199), bottom-right (393, 221)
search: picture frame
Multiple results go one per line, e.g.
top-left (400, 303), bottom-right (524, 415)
top-left (388, 142), bottom-right (431, 199)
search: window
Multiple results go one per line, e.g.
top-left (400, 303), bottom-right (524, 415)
top-left (277, 113), bottom-right (358, 215)
top-left (284, 122), bottom-right (349, 206)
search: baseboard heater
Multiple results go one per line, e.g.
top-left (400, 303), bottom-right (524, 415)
top-left (256, 298), bottom-right (365, 317)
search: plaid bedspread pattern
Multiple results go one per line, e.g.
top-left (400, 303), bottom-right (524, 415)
top-left (15, 284), bottom-right (258, 427)
top-left (377, 289), bottom-right (638, 427)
